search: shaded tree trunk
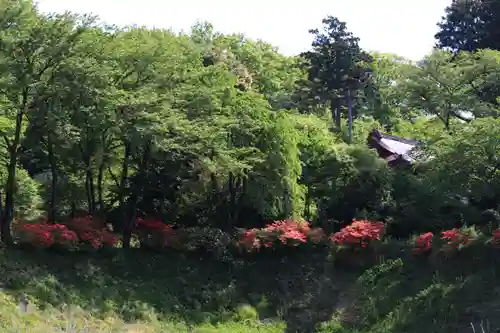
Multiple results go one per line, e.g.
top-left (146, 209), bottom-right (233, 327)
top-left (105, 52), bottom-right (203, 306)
top-left (347, 89), bottom-right (353, 144)
top-left (1, 90), bottom-right (27, 245)
top-left (331, 98), bottom-right (341, 130)
top-left (82, 150), bottom-right (96, 215)
top-left (47, 132), bottom-right (57, 222)
top-left (304, 188), bottom-right (312, 220)
top-left (97, 160), bottom-right (105, 213)
top-left (119, 141), bottom-right (132, 249)
top-left (2, 154), bottom-right (16, 245)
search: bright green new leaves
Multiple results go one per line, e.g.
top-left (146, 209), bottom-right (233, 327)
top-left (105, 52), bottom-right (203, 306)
top-left (398, 50), bottom-right (500, 130)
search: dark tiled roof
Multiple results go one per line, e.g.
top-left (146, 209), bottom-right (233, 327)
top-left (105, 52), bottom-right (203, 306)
top-left (368, 129), bottom-right (420, 164)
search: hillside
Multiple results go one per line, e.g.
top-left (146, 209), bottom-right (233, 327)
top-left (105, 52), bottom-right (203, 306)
top-left (0, 1), bottom-right (499, 333)
top-left (0, 244), bottom-right (499, 333)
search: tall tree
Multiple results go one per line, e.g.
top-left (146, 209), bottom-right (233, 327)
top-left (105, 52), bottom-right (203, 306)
top-left (398, 50), bottom-right (500, 131)
top-left (436, 0), bottom-right (500, 52)
top-left (362, 52), bottom-right (418, 129)
top-left (300, 16), bottom-right (371, 138)
top-left (0, 1), bottom-right (91, 243)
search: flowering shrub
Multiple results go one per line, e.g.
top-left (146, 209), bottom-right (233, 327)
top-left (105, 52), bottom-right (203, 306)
top-left (412, 232), bottom-right (433, 255)
top-left (330, 219), bottom-right (385, 249)
top-left (237, 219), bottom-right (325, 252)
top-left (440, 228), bottom-right (475, 252)
top-left (134, 217), bottom-right (178, 249)
top-left (64, 215), bottom-right (119, 249)
top-left (17, 223), bottom-right (78, 249)
top-left (239, 229), bottom-right (262, 252)
top-left (488, 228), bottom-right (500, 248)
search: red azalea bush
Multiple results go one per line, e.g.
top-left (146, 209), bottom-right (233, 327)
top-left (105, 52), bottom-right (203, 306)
top-left (239, 229), bottom-right (262, 252)
top-left (64, 215), bottom-right (119, 249)
top-left (17, 223), bottom-right (78, 249)
top-left (488, 228), bottom-right (500, 248)
top-left (330, 219), bottom-right (385, 249)
top-left (238, 219), bottom-right (325, 252)
top-left (412, 232), bottom-right (433, 255)
top-left (440, 228), bottom-right (474, 253)
top-left (134, 217), bottom-right (179, 249)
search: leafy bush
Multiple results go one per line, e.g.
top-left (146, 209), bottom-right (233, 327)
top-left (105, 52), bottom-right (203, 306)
top-left (63, 215), bottom-right (119, 249)
top-left (15, 216), bottom-right (119, 250)
top-left (487, 228), bottom-right (500, 248)
top-left (133, 217), bottom-right (179, 249)
top-left (237, 219), bottom-right (325, 252)
top-left (330, 219), bottom-right (385, 249)
top-left (440, 227), bottom-right (477, 255)
top-left (176, 227), bottom-right (234, 254)
top-left (412, 232), bottom-right (433, 255)
top-left (0, 168), bottom-right (44, 219)
top-left (16, 223), bottom-right (78, 249)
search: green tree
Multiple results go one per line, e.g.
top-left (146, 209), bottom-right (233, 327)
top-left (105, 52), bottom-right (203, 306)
top-left (0, 2), bottom-right (91, 243)
top-left (398, 50), bottom-right (500, 131)
top-left (301, 15), bottom-right (371, 138)
top-left (436, 0), bottom-right (500, 52)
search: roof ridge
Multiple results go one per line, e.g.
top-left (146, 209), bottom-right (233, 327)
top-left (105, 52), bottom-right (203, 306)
top-left (378, 131), bottom-right (419, 145)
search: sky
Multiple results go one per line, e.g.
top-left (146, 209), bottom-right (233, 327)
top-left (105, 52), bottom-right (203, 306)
top-left (36, 0), bottom-right (452, 61)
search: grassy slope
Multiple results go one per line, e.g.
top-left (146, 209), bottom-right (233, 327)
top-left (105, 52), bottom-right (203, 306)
top-left (0, 245), bottom-right (499, 332)
top-left (334, 243), bottom-right (500, 333)
top-left (0, 248), bottom-right (335, 332)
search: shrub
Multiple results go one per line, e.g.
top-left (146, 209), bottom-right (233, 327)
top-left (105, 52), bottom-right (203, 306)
top-left (412, 232), bottom-right (433, 255)
top-left (17, 223), bottom-right (78, 249)
top-left (488, 228), bottom-right (500, 248)
top-left (237, 219), bottom-right (325, 252)
top-left (330, 219), bottom-right (385, 249)
top-left (134, 217), bottom-right (178, 249)
top-left (239, 229), bottom-right (261, 252)
top-left (64, 215), bottom-right (119, 249)
top-left (440, 227), bottom-right (476, 254)
top-left (176, 227), bottom-right (233, 253)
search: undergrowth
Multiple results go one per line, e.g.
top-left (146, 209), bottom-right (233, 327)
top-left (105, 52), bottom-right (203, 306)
top-left (0, 245), bottom-right (499, 332)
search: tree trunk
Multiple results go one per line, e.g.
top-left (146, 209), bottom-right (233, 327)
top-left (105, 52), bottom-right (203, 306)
top-left (347, 89), bottom-right (353, 144)
top-left (70, 201), bottom-right (76, 218)
top-left (47, 132), bottom-right (57, 222)
top-left (83, 152), bottom-right (96, 215)
top-left (122, 141), bottom-right (150, 249)
top-left (304, 188), bottom-right (312, 220)
top-left (228, 172), bottom-right (237, 229)
top-left (0, 190), bottom-right (3, 222)
top-left (234, 176), bottom-right (247, 225)
top-left (97, 160), bottom-right (105, 213)
top-left (85, 175), bottom-right (91, 214)
top-left (1, 90), bottom-right (26, 245)
top-left (330, 99), bottom-right (341, 130)
top-left (87, 168), bottom-right (95, 215)
top-left (97, 131), bottom-right (110, 214)
top-left (1, 154), bottom-right (16, 245)
top-left (120, 141), bottom-right (131, 249)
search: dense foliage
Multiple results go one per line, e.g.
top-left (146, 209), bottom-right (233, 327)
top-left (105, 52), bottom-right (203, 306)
top-left (436, 0), bottom-right (500, 52)
top-left (0, 0), bottom-right (496, 248)
top-left (0, 1), bottom-right (499, 332)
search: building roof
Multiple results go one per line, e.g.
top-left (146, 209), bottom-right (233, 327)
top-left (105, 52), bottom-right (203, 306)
top-left (368, 129), bottom-right (420, 164)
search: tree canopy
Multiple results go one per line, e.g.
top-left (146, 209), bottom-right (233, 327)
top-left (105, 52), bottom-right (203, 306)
top-left (0, 0), bottom-right (495, 248)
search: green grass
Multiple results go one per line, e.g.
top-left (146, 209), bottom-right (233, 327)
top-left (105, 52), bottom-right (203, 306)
top-left (0, 247), bottom-right (340, 332)
top-left (326, 243), bottom-right (500, 333)
top-left (0, 244), bottom-right (499, 332)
